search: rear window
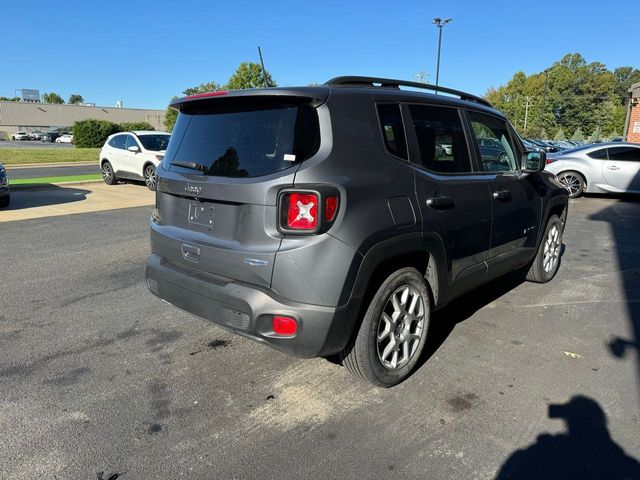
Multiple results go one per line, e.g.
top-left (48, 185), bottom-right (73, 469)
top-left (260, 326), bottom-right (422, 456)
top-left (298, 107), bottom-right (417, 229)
top-left (138, 134), bottom-right (170, 151)
top-left (165, 105), bottom-right (320, 178)
top-left (108, 135), bottom-right (126, 149)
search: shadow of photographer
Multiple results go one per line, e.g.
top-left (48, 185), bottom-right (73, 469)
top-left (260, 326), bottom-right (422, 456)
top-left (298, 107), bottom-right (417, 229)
top-left (496, 395), bottom-right (640, 480)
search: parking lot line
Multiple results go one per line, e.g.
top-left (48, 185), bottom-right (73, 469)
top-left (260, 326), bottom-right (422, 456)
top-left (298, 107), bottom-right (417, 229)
top-left (0, 183), bottom-right (154, 223)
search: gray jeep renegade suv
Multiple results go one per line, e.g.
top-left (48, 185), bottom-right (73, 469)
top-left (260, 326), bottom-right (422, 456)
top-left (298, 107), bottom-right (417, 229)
top-left (146, 76), bottom-right (568, 387)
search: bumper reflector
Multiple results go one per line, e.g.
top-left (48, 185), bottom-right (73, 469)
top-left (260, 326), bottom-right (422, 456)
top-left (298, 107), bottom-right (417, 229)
top-left (273, 316), bottom-right (298, 336)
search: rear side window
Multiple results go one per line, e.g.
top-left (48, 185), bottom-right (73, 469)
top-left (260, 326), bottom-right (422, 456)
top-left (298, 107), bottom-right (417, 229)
top-left (166, 105), bottom-right (320, 178)
top-left (408, 105), bottom-right (471, 173)
top-left (607, 146), bottom-right (640, 161)
top-left (108, 135), bottom-right (126, 149)
top-left (587, 148), bottom-right (608, 160)
top-left (377, 104), bottom-right (408, 160)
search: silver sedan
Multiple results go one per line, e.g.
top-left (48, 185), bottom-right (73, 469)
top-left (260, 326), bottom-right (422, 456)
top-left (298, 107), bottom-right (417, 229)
top-left (545, 143), bottom-right (640, 198)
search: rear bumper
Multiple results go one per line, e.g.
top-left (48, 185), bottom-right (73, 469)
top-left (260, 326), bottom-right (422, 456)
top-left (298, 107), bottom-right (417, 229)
top-left (145, 254), bottom-right (357, 358)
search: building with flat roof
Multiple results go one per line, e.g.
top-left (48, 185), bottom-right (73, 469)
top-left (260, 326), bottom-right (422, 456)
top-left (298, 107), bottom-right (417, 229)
top-left (0, 101), bottom-right (166, 137)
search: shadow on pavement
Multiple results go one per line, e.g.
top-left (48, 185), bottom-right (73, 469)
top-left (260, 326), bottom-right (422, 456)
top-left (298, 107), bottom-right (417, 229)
top-left (5, 184), bottom-right (91, 210)
top-left (588, 189), bottom-right (640, 398)
top-left (417, 269), bottom-right (527, 369)
top-left (495, 395), bottom-right (640, 480)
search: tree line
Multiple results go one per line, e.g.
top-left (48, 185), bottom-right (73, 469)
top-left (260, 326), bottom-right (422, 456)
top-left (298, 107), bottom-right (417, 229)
top-left (164, 62), bottom-right (275, 131)
top-left (485, 53), bottom-right (639, 141)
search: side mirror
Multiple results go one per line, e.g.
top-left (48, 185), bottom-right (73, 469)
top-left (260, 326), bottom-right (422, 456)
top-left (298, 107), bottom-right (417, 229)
top-left (127, 145), bottom-right (140, 153)
top-left (522, 150), bottom-right (546, 173)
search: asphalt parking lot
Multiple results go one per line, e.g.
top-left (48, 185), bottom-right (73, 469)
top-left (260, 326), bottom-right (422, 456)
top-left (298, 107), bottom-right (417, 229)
top-left (6, 163), bottom-right (99, 180)
top-left (1, 191), bottom-right (639, 479)
top-left (0, 140), bottom-right (73, 149)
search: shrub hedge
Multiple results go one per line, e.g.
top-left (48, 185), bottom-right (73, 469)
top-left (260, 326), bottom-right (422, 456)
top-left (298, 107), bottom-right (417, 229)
top-left (72, 120), bottom-right (156, 148)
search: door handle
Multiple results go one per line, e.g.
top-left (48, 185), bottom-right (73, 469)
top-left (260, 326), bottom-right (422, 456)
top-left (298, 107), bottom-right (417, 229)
top-left (493, 189), bottom-right (511, 200)
top-left (607, 165), bottom-right (620, 171)
top-left (426, 196), bottom-right (454, 210)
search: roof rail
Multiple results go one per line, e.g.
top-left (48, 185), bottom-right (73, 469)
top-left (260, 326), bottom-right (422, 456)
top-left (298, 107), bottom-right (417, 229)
top-left (324, 76), bottom-right (492, 107)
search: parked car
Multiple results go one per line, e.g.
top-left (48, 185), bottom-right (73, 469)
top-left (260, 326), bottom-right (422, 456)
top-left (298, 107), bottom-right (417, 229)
top-left (31, 130), bottom-right (46, 140)
top-left (41, 132), bottom-right (63, 143)
top-left (0, 162), bottom-right (10, 207)
top-left (545, 143), bottom-right (640, 197)
top-left (145, 76), bottom-right (568, 387)
top-left (522, 138), bottom-right (544, 152)
top-left (11, 131), bottom-right (31, 141)
top-left (55, 134), bottom-right (73, 143)
top-left (99, 131), bottom-right (170, 190)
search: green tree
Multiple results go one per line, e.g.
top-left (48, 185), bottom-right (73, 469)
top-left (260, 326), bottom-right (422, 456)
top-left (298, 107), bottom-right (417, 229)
top-left (183, 81), bottom-right (223, 96)
top-left (553, 128), bottom-right (566, 141)
top-left (613, 66), bottom-right (640, 104)
top-left (68, 94), bottom-right (84, 104)
top-left (0, 96), bottom-right (20, 102)
top-left (571, 127), bottom-right (584, 142)
top-left (485, 53), bottom-right (631, 138)
top-left (164, 103), bottom-right (178, 132)
top-left (72, 119), bottom-right (120, 148)
top-left (226, 62), bottom-right (276, 90)
top-left (119, 121), bottom-right (155, 131)
top-left (42, 92), bottom-right (64, 104)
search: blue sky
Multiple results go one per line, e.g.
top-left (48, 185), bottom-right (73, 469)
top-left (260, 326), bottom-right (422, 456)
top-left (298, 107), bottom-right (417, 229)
top-left (2, 0), bottom-right (636, 110)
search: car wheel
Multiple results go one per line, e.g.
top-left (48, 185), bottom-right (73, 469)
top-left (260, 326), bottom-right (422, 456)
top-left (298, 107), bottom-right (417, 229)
top-left (0, 194), bottom-right (10, 208)
top-left (526, 215), bottom-right (563, 283)
top-left (342, 267), bottom-right (430, 387)
top-left (143, 164), bottom-right (157, 191)
top-left (557, 171), bottom-right (585, 198)
top-left (101, 161), bottom-right (118, 185)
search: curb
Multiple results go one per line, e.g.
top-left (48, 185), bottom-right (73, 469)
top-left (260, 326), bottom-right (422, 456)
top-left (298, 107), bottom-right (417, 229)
top-left (10, 179), bottom-right (104, 190)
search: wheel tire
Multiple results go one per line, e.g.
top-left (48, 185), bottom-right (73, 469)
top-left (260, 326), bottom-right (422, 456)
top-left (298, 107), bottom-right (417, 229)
top-left (101, 161), bottom-right (118, 185)
top-left (143, 164), bottom-right (157, 191)
top-left (342, 267), bottom-right (431, 387)
top-left (526, 215), bottom-right (563, 283)
top-left (0, 194), bottom-right (10, 208)
top-left (557, 171), bottom-right (585, 198)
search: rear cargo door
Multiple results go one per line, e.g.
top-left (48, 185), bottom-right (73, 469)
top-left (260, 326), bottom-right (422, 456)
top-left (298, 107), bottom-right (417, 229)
top-left (153, 96), bottom-right (323, 288)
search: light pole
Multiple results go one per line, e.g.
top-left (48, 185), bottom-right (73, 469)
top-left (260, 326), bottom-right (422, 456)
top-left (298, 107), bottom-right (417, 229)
top-left (433, 17), bottom-right (452, 87)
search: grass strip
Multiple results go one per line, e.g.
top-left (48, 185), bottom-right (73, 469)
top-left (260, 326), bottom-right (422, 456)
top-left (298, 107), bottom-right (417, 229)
top-left (0, 148), bottom-right (99, 165)
top-left (11, 174), bottom-right (103, 185)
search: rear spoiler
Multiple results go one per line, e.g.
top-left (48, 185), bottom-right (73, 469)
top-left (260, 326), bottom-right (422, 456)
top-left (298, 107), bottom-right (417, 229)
top-left (169, 87), bottom-right (330, 111)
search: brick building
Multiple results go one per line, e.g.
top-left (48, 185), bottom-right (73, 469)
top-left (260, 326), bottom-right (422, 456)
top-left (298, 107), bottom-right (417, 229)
top-left (624, 81), bottom-right (640, 143)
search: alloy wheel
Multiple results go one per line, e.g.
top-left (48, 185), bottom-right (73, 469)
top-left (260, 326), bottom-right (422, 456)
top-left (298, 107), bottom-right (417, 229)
top-left (558, 173), bottom-right (582, 197)
top-left (144, 165), bottom-right (156, 190)
top-left (543, 224), bottom-right (561, 273)
top-left (102, 163), bottom-right (113, 183)
top-left (376, 285), bottom-right (426, 370)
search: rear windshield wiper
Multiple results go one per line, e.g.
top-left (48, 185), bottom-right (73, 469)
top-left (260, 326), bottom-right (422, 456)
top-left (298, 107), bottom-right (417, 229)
top-left (172, 161), bottom-right (206, 171)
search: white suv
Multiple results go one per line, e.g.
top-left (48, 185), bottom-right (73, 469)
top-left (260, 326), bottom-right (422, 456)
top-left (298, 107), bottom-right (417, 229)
top-left (99, 131), bottom-right (170, 190)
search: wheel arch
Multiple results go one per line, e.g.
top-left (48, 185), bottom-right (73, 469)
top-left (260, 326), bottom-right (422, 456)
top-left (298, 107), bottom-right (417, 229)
top-left (558, 169), bottom-right (588, 189)
top-left (142, 160), bottom-right (156, 174)
top-left (349, 232), bottom-right (449, 318)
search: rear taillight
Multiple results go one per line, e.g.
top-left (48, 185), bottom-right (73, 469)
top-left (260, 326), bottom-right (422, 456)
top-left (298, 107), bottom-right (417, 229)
top-left (279, 190), bottom-right (340, 234)
top-left (286, 192), bottom-right (318, 230)
top-left (325, 196), bottom-right (338, 222)
top-left (546, 158), bottom-right (555, 164)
